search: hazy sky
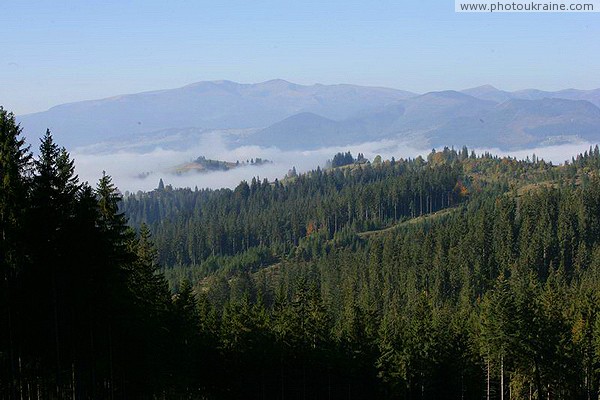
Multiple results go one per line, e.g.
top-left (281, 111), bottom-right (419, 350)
top-left (2, 0), bottom-right (599, 114)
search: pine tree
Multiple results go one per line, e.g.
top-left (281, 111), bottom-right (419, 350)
top-left (479, 275), bottom-right (516, 400)
top-left (0, 107), bottom-right (31, 267)
top-left (0, 107), bottom-right (31, 396)
top-left (19, 129), bottom-right (83, 393)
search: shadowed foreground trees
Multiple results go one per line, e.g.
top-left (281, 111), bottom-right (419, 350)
top-left (0, 114), bottom-right (182, 398)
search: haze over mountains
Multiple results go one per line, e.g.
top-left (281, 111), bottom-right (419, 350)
top-left (18, 80), bottom-right (414, 149)
top-left (17, 79), bottom-right (600, 153)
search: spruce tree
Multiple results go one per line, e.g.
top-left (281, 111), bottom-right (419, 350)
top-left (0, 106), bottom-right (31, 396)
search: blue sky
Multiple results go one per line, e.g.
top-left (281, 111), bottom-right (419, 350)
top-left (2, 0), bottom-right (599, 114)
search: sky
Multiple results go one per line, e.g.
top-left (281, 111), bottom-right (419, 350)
top-left (2, 0), bottom-right (599, 115)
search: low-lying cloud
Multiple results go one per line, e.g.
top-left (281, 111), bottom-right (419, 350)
top-left (71, 133), bottom-right (598, 194)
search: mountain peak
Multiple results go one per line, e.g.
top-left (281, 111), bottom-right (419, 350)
top-left (212, 79), bottom-right (240, 86)
top-left (467, 84), bottom-right (500, 92)
top-left (261, 78), bottom-right (292, 85)
top-left (461, 85), bottom-right (513, 104)
top-left (419, 90), bottom-right (477, 100)
top-left (257, 79), bottom-right (298, 89)
top-left (184, 79), bottom-right (241, 89)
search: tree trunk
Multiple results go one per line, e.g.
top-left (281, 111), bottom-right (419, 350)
top-left (52, 270), bottom-right (61, 389)
top-left (501, 355), bottom-right (504, 400)
top-left (71, 362), bottom-right (76, 400)
top-left (487, 359), bottom-right (490, 400)
top-left (534, 360), bottom-right (543, 400)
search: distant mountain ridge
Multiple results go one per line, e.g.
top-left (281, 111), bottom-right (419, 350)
top-left (461, 84), bottom-right (600, 107)
top-left (251, 90), bottom-right (600, 150)
top-left (17, 79), bottom-right (415, 147)
top-left (15, 79), bottom-right (600, 151)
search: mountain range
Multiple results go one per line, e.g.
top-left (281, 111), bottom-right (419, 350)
top-left (16, 80), bottom-right (600, 151)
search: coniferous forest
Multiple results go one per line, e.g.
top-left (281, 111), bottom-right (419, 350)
top-left (4, 105), bottom-right (600, 399)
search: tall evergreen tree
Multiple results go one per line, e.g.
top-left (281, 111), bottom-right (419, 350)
top-left (0, 107), bottom-right (31, 397)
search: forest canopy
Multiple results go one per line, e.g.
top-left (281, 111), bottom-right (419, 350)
top-left (3, 105), bottom-right (600, 399)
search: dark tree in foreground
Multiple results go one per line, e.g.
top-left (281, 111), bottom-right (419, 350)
top-left (0, 107), bottom-right (32, 399)
top-left (0, 124), bottom-right (183, 398)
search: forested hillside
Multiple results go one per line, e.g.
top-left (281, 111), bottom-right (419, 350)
top-left (4, 102), bottom-right (600, 399)
top-left (124, 149), bottom-right (468, 271)
top-left (121, 145), bottom-right (600, 399)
